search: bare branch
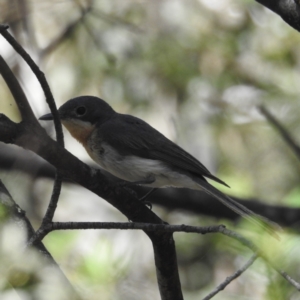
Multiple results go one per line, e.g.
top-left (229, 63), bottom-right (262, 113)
top-left (219, 227), bottom-right (300, 291)
top-left (50, 221), bottom-right (300, 292)
top-left (278, 270), bottom-right (300, 291)
top-left (40, 6), bottom-right (92, 58)
top-left (51, 222), bottom-right (258, 252)
top-left (51, 221), bottom-right (225, 233)
top-left (255, 0), bottom-right (300, 32)
top-left (90, 9), bottom-right (144, 33)
top-left (202, 254), bottom-right (258, 300)
top-left (259, 105), bottom-right (300, 161)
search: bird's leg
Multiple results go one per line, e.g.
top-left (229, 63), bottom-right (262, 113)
top-left (116, 177), bottom-right (156, 209)
top-left (138, 188), bottom-right (158, 210)
top-left (139, 188), bottom-right (158, 202)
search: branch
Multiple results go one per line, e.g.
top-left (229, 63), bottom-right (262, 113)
top-left (41, 172), bottom-right (63, 224)
top-left (90, 9), bottom-right (144, 33)
top-left (259, 105), bottom-right (300, 161)
top-left (51, 221), bottom-right (225, 233)
top-left (278, 270), bottom-right (300, 290)
top-left (220, 227), bottom-right (300, 291)
top-left (202, 254), bottom-right (258, 300)
top-left (49, 221), bottom-right (300, 292)
top-left (40, 6), bottom-right (92, 58)
top-left (255, 0), bottom-right (300, 32)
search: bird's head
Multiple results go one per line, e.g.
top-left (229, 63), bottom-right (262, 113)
top-left (39, 96), bottom-right (115, 124)
top-left (39, 96), bottom-right (115, 144)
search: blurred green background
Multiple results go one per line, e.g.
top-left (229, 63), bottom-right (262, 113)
top-left (1, 0), bottom-right (300, 299)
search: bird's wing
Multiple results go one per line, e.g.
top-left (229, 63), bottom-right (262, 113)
top-left (100, 114), bottom-right (228, 187)
top-left (149, 142), bottom-right (228, 186)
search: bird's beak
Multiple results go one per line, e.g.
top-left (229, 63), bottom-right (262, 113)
top-left (39, 113), bottom-right (53, 121)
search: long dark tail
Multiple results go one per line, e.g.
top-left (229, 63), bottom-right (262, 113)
top-left (194, 179), bottom-right (281, 239)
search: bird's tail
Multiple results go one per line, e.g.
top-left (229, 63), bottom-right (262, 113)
top-left (195, 179), bottom-right (281, 239)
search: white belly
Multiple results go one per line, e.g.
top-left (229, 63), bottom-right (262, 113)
top-left (88, 142), bottom-right (199, 189)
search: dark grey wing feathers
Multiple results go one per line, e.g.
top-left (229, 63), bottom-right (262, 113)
top-left (148, 142), bottom-right (229, 187)
top-left (100, 114), bottom-right (228, 187)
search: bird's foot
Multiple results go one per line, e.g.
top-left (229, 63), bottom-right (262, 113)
top-left (143, 200), bottom-right (152, 210)
top-left (115, 178), bottom-right (156, 210)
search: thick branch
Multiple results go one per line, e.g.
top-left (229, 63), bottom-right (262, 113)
top-left (255, 0), bottom-right (300, 32)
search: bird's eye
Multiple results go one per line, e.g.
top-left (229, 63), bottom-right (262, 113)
top-left (76, 106), bottom-right (86, 116)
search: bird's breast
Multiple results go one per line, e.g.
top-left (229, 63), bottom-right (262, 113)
top-left (86, 139), bottom-right (121, 171)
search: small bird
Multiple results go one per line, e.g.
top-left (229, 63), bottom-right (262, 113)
top-left (40, 96), bottom-right (279, 236)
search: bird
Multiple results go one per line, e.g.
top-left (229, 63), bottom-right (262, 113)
top-left (39, 95), bottom-right (279, 237)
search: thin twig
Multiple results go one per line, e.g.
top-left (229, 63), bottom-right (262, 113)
top-left (90, 9), bottom-right (144, 33)
top-left (42, 172), bottom-right (63, 224)
top-left (219, 226), bottom-right (258, 253)
top-left (0, 179), bottom-right (81, 298)
top-left (28, 174), bottom-right (63, 246)
top-left (52, 221), bottom-right (225, 233)
top-left (40, 6), bottom-right (91, 58)
top-left (277, 270), bottom-right (300, 291)
top-left (217, 227), bottom-right (300, 290)
top-left (259, 105), bottom-right (300, 161)
top-left (202, 254), bottom-right (258, 300)
top-left (50, 221), bottom-right (300, 292)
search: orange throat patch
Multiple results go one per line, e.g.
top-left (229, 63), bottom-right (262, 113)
top-left (61, 119), bottom-right (95, 147)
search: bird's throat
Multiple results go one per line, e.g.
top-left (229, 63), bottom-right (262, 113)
top-left (61, 119), bottom-right (95, 146)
